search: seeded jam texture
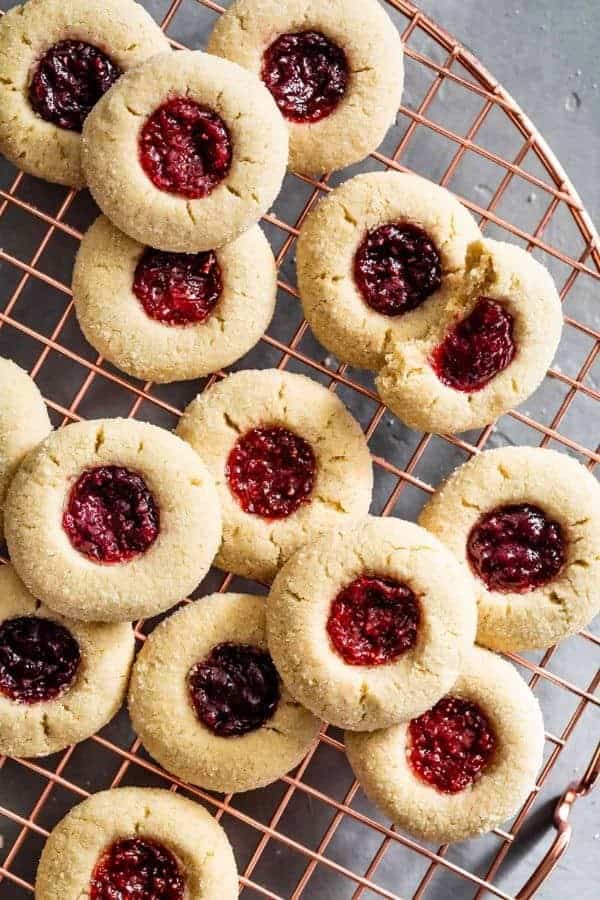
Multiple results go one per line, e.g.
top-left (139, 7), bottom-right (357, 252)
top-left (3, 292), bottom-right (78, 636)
top-left (133, 248), bottom-right (222, 326)
top-left (139, 98), bottom-right (232, 198)
top-left (327, 575), bottom-right (420, 666)
top-left (188, 642), bottom-right (280, 737)
top-left (226, 426), bottom-right (316, 520)
top-left (0, 616), bottom-right (80, 704)
top-left (29, 40), bottom-right (121, 131)
top-left (431, 297), bottom-right (515, 392)
top-left (63, 465), bottom-right (159, 564)
top-left (467, 502), bottom-right (566, 593)
top-left (408, 696), bottom-right (496, 793)
top-left (261, 30), bottom-right (348, 123)
top-left (90, 837), bottom-right (185, 900)
top-left (354, 223), bottom-right (442, 317)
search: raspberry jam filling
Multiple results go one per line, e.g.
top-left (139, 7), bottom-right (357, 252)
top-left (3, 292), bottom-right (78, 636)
top-left (133, 247), bottom-right (222, 326)
top-left (431, 297), bottom-right (516, 393)
top-left (327, 576), bottom-right (420, 666)
top-left (0, 616), bottom-right (80, 704)
top-left (90, 837), bottom-right (184, 900)
top-left (408, 696), bottom-right (496, 793)
top-left (28, 40), bottom-right (122, 132)
top-left (139, 98), bottom-right (232, 198)
top-left (188, 642), bottom-right (280, 737)
top-left (261, 30), bottom-right (348, 123)
top-left (354, 223), bottom-right (442, 317)
top-left (226, 426), bottom-right (316, 520)
top-left (467, 503), bottom-right (566, 593)
top-left (63, 465), bottom-right (159, 564)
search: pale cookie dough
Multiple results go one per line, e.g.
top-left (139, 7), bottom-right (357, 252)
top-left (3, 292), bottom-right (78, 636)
top-left (129, 593), bottom-right (321, 793)
top-left (72, 216), bottom-right (277, 383)
top-left (0, 356), bottom-right (51, 538)
top-left (0, 564), bottom-right (134, 758)
top-left (34, 787), bottom-right (238, 900)
top-left (266, 517), bottom-right (477, 731)
top-left (176, 369), bottom-right (373, 583)
top-left (297, 172), bottom-right (481, 370)
top-left (0, 0), bottom-right (169, 187)
top-left (377, 239), bottom-right (563, 433)
top-left (82, 50), bottom-right (289, 252)
top-left (4, 418), bottom-right (221, 623)
top-left (346, 646), bottom-right (545, 843)
top-left (419, 446), bottom-right (600, 651)
top-left (208, 0), bottom-right (404, 175)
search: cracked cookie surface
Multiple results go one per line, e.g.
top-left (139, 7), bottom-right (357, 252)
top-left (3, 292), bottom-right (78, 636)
top-left (34, 787), bottom-right (238, 900)
top-left (82, 50), bottom-right (288, 252)
top-left (73, 216), bottom-right (277, 383)
top-left (4, 418), bottom-right (221, 623)
top-left (176, 369), bottom-right (373, 583)
top-left (419, 446), bottom-right (600, 650)
top-left (129, 593), bottom-right (321, 793)
top-left (266, 516), bottom-right (477, 731)
top-left (0, 0), bottom-right (169, 187)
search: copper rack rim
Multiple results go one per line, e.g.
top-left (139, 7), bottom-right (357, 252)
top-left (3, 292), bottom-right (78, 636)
top-left (0, 1), bottom-right (598, 899)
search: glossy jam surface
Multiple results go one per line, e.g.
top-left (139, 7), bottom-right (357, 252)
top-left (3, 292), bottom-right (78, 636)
top-left (327, 576), bottom-right (420, 666)
top-left (226, 426), bottom-right (316, 520)
top-left (90, 837), bottom-right (184, 900)
top-left (431, 297), bottom-right (516, 392)
top-left (467, 503), bottom-right (566, 593)
top-left (139, 98), bottom-right (232, 198)
top-left (408, 696), bottom-right (496, 793)
top-left (29, 40), bottom-right (121, 132)
top-left (133, 248), bottom-right (222, 326)
top-left (188, 642), bottom-right (280, 737)
top-left (354, 223), bottom-right (442, 317)
top-left (0, 616), bottom-right (80, 704)
top-left (261, 30), bottom-right (348, 123)
top-left (63, 466), bottom-right (159, 564)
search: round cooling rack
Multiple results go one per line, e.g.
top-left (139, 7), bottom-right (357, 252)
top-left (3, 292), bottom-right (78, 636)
top-left (0, 1), bottom-right (598, 898)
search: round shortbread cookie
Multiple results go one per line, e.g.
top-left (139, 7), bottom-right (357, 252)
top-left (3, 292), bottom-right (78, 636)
top-left (34, 787), bottom-right (238, 900)
top-left (419, 446), bottom-right (600, 651)
top-left (129, 593), bottom-right (321, 793)
top-left (0, 564), bottom-right (134, 758)
top-left (0, 357), bottom-right (51, 539)
top-left (176, 369), bottom-right (373, 583)
top-left (82, 50), bottom-right (289, 252)
top-left (376, 239), bottom-right (563, 433)
top-left (72, 216), bottom-right (277, 383)
top-left (207, 0), bottom-right (404, 176)
top-left (297, 172), bottom-right (481, 370)
top-left (346, 646), bottom-right (545, 842)
top-left (266, 516), bottom-right (477, 731)
top-left (4, 418), bottom-right (221, 623)
top-left (0, 0), bottom-right (169, 187)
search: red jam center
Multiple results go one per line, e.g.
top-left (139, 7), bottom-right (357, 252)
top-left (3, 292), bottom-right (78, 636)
top-left (132, 247), bottom-right (222, 326)
top-left (261, 30), bottom-right (348, 123)
top-left (226, 426), bottom-right (316, 520)
top-left (28, 39), bottom-right (121, 132)
top-left (188, 642), bottom-right (280, 737)
top-left (408, 696), bottom-right (496, 793)
top-left (431, 297), bottom-right (516, 393)
top-left (467, 502), bottom-right (566, 593)
top-left (354, 223), bottom-right (442, 317)
top-left (327, 575), bottom-right (420, 666)
top-left (90, 837), bottom-right (184, 900)
top-left (139, 98), bottom-right (232, 199)
top-left (0, 616), bottom-right (80, 704)
top-left (63, 465), bottom-right (159, 564)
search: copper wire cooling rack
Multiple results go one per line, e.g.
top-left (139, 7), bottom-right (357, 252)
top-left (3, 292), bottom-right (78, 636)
top-left (0, 0), bottom-right (599, 897)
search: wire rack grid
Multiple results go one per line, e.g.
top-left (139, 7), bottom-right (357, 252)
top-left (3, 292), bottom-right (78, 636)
top-left (0, 0), bottom-right (598, 898)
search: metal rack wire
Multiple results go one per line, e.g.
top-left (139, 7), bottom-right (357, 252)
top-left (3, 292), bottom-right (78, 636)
top-left (0, 1), bottom-right (598, 897)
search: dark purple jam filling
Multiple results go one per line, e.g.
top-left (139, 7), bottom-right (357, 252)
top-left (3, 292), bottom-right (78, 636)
top-left (0, 616), bottom-right (80, 704)
top-left (90, 837), bottom-right (185, 900)
top-left (133, 247), bottom-right (222, 326)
